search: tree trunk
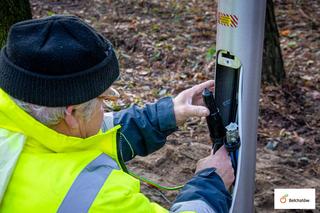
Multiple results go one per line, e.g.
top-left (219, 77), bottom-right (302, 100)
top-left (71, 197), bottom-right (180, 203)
top-left (0, 0), bottom-right (32, 48)
top-left (262, 0), bottom-right (285, 84)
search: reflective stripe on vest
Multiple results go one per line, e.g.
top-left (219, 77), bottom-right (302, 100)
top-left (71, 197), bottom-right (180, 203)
top-left (57, 154), bottom-right (119, 213)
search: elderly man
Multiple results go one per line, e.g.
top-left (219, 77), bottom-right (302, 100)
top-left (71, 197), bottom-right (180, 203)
top-left (0, 16), bottom-right (234, 212)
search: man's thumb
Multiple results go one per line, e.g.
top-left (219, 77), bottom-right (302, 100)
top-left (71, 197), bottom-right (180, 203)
top-left (185, 105), bottom-right (210, 117)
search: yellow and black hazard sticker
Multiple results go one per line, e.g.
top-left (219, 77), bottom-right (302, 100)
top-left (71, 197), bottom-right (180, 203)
top-left (217, 12), bottom-right (238, 28)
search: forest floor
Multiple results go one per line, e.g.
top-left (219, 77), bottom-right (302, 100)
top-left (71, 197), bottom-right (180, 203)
top-left (31, 0), bottom-right (320, 212)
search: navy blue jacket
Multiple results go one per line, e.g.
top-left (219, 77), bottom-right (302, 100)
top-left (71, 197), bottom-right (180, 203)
top-left (102, 97), bottom-right (232, 212)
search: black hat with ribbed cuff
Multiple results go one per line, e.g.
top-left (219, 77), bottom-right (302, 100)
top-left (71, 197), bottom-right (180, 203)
top-left (0, 15), bottom-right (120, 107)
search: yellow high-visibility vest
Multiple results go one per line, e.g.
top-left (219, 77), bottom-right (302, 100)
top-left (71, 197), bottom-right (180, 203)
top-left (0, 88), bottom-right (167, 213)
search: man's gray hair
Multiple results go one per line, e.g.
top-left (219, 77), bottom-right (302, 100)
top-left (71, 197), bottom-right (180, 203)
top-left (12, 97), bottom-right (99, 126)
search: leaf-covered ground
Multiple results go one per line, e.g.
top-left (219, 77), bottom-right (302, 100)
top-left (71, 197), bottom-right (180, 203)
top-left (31, 0), bottom-right (320, 212)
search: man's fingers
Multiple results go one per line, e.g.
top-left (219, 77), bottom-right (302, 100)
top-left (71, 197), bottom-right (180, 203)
top-left (183, 80), bottom-right (215, 98)
top-left (185, 105), bottom-right (210, 117)
top-left (208, 85), bottom-right (215, 92)
top-left (215, 145), bottom-right (228, 156)
top-left (193, 80), bottom-right (215, 94)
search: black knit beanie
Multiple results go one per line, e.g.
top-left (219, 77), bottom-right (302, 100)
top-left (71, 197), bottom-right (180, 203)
top-left (0, 15), bottom-right (119, 107)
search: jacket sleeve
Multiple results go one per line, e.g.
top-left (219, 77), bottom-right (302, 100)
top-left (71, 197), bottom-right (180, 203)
top-left (170, 168), bottom-right (232, 213)
top-left (101, 97), bottom-right (177, 161)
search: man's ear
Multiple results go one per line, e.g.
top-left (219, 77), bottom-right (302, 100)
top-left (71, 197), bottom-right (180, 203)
top-left (64, 106), bottom-right (79, 129)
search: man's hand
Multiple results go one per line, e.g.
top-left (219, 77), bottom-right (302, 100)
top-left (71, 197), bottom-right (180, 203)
top-left (195, 147), bottom-right (235, 189)
top-left (173, 80), bottom-right (214, 126)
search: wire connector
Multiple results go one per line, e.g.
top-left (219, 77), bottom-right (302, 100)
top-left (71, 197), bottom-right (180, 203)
top-left (225, 122), bottom-right (240, 152)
